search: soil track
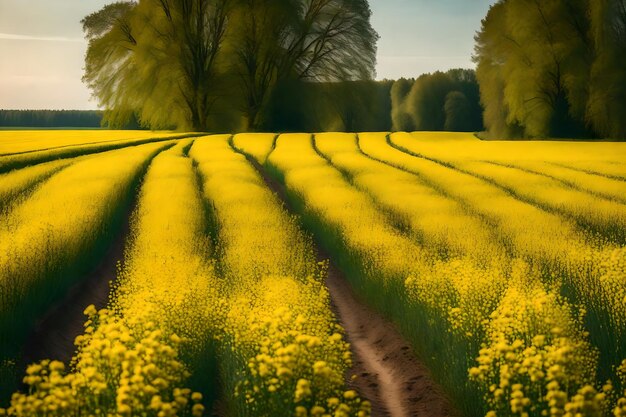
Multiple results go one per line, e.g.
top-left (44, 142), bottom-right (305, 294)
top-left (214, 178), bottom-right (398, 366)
top-left (237, 146), bottom-right (456, 417)
top-left (22, 195), bottom-right (135, 365)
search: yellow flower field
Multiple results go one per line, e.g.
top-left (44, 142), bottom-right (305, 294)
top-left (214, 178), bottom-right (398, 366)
top-left (0, 131), bottom-right (624, 417)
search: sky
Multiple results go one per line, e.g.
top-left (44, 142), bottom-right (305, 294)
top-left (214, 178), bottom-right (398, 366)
top-left (0, 0), bottom-right (495, 110)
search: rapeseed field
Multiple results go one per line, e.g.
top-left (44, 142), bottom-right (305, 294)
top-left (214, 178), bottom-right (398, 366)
top-left (1, 132), bottom-right (624, 417)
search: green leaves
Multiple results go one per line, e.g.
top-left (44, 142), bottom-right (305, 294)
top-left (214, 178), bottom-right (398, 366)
top-left (475, 0), bottom-right (626, 140)
top-left (82, 0), bottom-right (378, 132)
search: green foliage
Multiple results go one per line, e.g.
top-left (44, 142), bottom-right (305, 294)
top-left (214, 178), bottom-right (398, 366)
top-left (390, 78), bottom-right (415, 131)
top-left (393, 69), bottom-right (483, 132)
top-left (407, 72), bottom-right (455, 131)
top-left (82, 0), bottom-right (379, 131)
top-left (444, 91), bottom-right (472, 132)
top-left (475, 0), bottom-right (626, 139)
top-left (261, 80), bottom-right (392, 133)
top-left (0, 111), bottom-right (104, 128)
top-left (587, 0), bottom-right (626, 138)
top-left (82, 0), bottom-right (232, 131)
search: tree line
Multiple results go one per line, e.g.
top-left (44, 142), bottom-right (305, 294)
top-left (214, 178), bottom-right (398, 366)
top-left (0, 110), bottom-right (141, 129)
top-left (474, 0), bottom-right (626, 139)
top-left (0, 110), bottom-right (104, 128)
top-left (17, 0), bottom-right (624, 139)
top-left (0, 72), bottom-right (483, 133)
top-left (81, 1), bottom-right (483, 134)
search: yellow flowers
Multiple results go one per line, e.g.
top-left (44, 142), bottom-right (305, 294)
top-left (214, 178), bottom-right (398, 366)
top-left (0, 130), bottom-right (178, 155)
top-left (0, 131), bottom-right (183, 173)
top-left (470, 284), bottom-right (599, 417)
top-left (191, 135), bottom-right (367, 416)
top-left (0, 140), bottom-right (172, 394)
top-left (239, 132), bottom-right (626, 417)
top-left (3, 140), bottom-right (217, 416)
top-left (4, 307), bottom-right (203, 417)
top-left (2, 130), bottom-right (625, 417)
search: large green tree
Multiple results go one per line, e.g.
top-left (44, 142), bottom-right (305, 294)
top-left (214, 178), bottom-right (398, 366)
top-left (474, 0), bottom-right (626, 139)
top-left (82, 0), bottom-right (378, 131)
top-left (229, 0), bottom-right (378, 130)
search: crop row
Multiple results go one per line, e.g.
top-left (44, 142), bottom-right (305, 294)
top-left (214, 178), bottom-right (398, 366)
top-left (235, 132), bottom-right (626, 417)
top-left (191, 135), bottom-right (368, 417)
top-left (0, 140), bottom-right (174, 397)
top-left (0, 132), bottom-right (194, 174)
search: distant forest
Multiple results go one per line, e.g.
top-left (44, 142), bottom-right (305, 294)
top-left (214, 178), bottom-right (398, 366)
top-left (0, 110), bottom-right (143, 129)
top-left (0, 110), bottom-right (104, 128)
top-left (1, 69), bottom-right (483, 133)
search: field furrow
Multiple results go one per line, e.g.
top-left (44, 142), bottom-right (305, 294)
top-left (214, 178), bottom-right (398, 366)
top-left (0, 140), bottom-right (173, 397)
top-left (0, 159), bottom-right (74, 214)
top-left (361, 133), bottom-right (626, 381)
top-left (449, 160), bottom-right (626, 244)
top-left (549, 161), bottom-right (626, 182)
top-left (254, 133), bottom-right (605, 417)
top-left (480, 160), bottom-right (626, 205)
top-left (234, 133), bottom-right (457, 417)
top-left (190, 135), bottom-right (371, 417)
top-left (0, 133), bottom-right (198, 174)
top-left (261, 133), bottom-right (491, 415)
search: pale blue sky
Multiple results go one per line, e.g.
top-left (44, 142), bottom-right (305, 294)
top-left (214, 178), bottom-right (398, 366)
top-left (0, 0), bottom-right (495, 109)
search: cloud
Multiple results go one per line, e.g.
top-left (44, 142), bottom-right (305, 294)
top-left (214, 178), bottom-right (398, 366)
top-left (0, 32), bottom-right (84, 43)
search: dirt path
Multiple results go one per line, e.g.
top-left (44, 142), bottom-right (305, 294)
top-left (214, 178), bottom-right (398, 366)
top-left (21, 195), bottom-right (135, 366)
top-left (235, 147), bottom-right (456, 417)
top-left (325, 259), bottom-right (455, 417)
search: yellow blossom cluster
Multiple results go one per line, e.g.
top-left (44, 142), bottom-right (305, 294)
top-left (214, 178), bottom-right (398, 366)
top-left (241, 131), bottom-right (626, 416)
top-left (2, 141), bottom-right (213, 416)
top-left (233, 133), bottom-right (277, 164)
top-left (114, 139), bottom-right (224, 344)
top-left (446, 159), bottom-right (626, 243)
top-left (315, 132), bottom-right (515, 338)
top-left (361, 133), bottom-right (626, 323)
top-left (2, 307), bottom-right (203, 417)
top-left (487, 160), bottom-right (626, 205)
top-left (470, 284), bottom-right (601, 417)
top-left (597, 247), bottom-right (626, 333)
top-left (389, 132), bottom-right (626, 172)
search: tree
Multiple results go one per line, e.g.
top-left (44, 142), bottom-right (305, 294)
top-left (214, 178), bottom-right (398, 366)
top-left (390, 78), bottom-right (414, 131)
top-left (444, 91), bottom-right (472, 132)
top-left (82, 0), bottom-right (233, 131)
top-left (229, 0), bottom-right (378, 130)
top-left (406, 71), bottom-right (454, 131)
top-left (473, 2), bottom-right (523, 138)
top-left (474, 0), bottom-right (626, 139)
top-left (82, 0), bottom-right (378, 131)
top-left (587, 0), bottom-right (626, 138)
